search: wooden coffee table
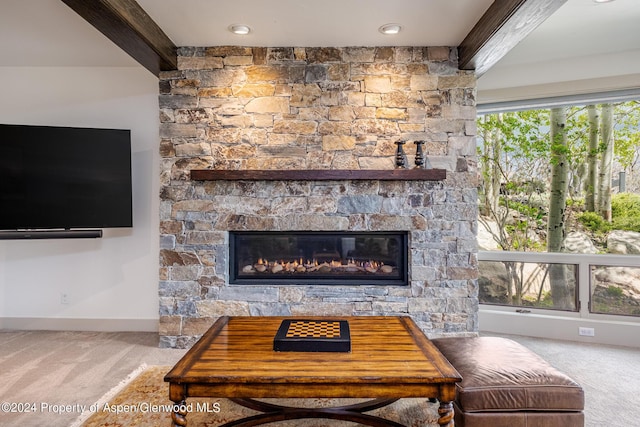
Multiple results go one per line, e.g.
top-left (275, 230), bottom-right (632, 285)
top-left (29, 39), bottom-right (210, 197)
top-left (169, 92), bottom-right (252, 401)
top-left (164, 316), bottom-right (461, 427)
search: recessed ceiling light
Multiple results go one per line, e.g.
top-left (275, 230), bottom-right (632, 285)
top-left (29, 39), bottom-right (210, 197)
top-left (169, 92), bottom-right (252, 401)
top-left (228, 24), bottom-right (251, 35)
top-left (593, 0), bottom-right (615, 3)
top-left (379, 24), bottom-right (401, 35)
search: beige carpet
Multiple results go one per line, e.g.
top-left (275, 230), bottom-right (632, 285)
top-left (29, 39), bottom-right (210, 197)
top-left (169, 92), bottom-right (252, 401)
top-left (74, 365), bottom-right (440, 427)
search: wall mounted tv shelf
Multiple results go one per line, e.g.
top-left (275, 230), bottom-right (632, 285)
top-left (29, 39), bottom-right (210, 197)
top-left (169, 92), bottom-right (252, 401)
top-left (0, 230), bottom-right (103, 240)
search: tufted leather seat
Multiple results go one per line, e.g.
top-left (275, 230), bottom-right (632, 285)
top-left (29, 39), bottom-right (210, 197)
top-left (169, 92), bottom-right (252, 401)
top-left (431, 337), bottom-right (584, 427)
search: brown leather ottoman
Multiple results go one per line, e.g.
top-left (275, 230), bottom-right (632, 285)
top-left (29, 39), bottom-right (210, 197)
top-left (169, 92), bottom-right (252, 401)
top-left (431, 337), bottom-right (584, 427)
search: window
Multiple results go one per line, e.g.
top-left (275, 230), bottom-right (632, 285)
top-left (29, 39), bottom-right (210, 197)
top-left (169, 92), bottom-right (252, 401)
top-left (479, 260), bottom-right (577, 312)
top-left (476, 93), bottom-right (640, 318)
top-left (591, 265), bottom-right (640, 317)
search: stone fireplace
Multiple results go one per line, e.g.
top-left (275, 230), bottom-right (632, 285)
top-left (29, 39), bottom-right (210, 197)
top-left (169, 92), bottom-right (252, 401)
top-left (158, 46), bottom-right (478, 348)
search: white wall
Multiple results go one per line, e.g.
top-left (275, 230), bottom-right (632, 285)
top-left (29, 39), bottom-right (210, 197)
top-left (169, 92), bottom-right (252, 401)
top-left (0, 66), bottom-right (159, 331)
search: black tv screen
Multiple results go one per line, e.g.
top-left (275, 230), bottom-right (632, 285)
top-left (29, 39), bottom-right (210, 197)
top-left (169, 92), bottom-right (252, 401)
top-left (0, 124), bottom-right (132, 230)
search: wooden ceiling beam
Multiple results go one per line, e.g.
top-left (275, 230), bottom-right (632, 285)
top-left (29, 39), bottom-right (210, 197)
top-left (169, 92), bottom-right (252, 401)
top-left (459, 0), bottom-right (567, 76)
top-left (60, 0), bottom-right (177, 76)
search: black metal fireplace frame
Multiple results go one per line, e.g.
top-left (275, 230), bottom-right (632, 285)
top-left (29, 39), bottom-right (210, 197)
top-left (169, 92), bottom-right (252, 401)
top-left (229, 231), bottom-right (409, 286)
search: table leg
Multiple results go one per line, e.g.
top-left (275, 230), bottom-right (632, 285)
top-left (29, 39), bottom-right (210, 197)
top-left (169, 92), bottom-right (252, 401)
top-left (171, 400), bottom-right (188, 427)
top-left (437, 401), bottom-right (454, 427)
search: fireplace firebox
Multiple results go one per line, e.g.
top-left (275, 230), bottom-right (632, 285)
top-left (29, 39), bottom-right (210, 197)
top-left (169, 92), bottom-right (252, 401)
top-left (229, 231), bottom-right (408, 286)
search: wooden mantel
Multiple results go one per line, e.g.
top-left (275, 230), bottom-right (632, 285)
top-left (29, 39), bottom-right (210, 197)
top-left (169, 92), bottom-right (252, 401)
top-left (190, 169), bottom-right (447, 181)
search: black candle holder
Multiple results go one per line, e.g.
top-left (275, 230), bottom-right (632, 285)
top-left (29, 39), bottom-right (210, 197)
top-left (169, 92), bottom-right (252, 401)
top-left (413, 140), bottom-right (432, 169)
top-left (395, 141), bottom-right (408, 169)
top-left (414, 141), bottom-right (425, 168)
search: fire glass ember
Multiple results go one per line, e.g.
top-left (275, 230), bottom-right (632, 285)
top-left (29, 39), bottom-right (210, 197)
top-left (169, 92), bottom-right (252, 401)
top-left (229, 231), bottom-right (408, 286)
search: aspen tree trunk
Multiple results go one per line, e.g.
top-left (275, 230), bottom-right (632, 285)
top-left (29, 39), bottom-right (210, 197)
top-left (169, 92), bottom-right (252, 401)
top-left (585, 105), bottom-right (600, 212)
top-left (490, 114), bottom-right (503, 214)
top-left (547, 107), bottom-right (573, 309)
top-left (598, 103), bottom-right (614, 222)
top-left (481, 116), bottom-right (493, 214)
top-left (547, 108), bottom-right (569, 252)
top-left (481, 115), bottom-right (502, 215)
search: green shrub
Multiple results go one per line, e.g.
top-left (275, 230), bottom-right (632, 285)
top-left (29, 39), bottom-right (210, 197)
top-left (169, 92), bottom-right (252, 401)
top-left (567, 198), bottom-right (585, 209)
top-left (611, 193), bottom-right (640, 232)
top-left (611, 193), bottom-right (640, 214)
top-left (577, 193), bottom-right (640, 233)
top-left (606, 286), bottom-right (624, 297)
top-left (578, 211), bottom-right (610, 233)
top-left (612, 216), bottom-right (640, 232)
top-left (501, 198), bottom-right (545, 221)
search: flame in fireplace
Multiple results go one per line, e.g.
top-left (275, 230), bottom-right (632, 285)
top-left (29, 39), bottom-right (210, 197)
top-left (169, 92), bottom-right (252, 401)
top-left (241, 257), bottom-right (394, 275)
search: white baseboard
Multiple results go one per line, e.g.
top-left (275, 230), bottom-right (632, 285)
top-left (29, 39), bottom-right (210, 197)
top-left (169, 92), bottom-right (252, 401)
top-left (0, 317), bottom-right (158, 332)
top-left (480, 308), bottom-right (640, 348)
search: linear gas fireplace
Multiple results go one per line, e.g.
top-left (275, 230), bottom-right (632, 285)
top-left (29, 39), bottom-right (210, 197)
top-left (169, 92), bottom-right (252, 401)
top-left (229, 231), bottom-right (408, 286)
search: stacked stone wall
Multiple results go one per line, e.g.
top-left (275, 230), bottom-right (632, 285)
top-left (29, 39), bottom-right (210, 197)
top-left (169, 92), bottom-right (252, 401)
top-left (158, 46), bottom-right (478, 348)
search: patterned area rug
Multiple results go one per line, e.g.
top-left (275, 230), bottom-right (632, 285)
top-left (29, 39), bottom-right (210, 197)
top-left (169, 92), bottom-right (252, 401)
top-left (73, 365), bottom-right (441, 426)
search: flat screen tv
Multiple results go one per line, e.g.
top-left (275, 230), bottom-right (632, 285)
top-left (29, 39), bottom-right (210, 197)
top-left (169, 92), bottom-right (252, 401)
top-left (0, 124), bottom-right (132, 234)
